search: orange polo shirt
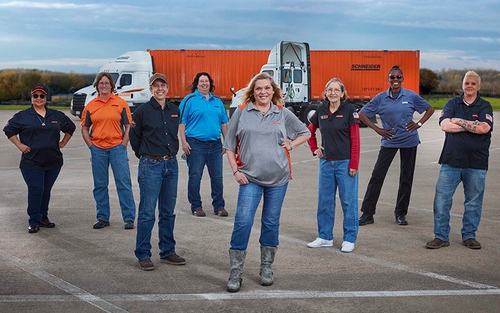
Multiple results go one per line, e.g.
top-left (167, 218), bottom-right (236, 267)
top-left (80, 94), bottom-right (132, 149)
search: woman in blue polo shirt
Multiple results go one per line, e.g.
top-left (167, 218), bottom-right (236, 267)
top-left (178, 72), bottom-right (229, 217)
top-left (3, 84), bottom-right (75, 233)
top-left (358, 65), bottom-right (435, 226)
top-left (306, 78), bottom-right (360, 253)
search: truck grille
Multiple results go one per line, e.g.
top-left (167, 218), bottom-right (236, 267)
top-left (72, 93), bottom-right (86, 110)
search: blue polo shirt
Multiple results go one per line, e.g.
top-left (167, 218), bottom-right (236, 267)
top-left (179, 89), bottom-right (229, 141)
top-left (361, 87), bottom-right (431, 148)
top-left (438, 94), bottom-right (493, 169)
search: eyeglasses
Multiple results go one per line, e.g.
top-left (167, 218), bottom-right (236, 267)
top-left (99, 82), bottom-right (111, 86)
top-left (389, 75), bottom-right (403, 80)
top-left (326, 88), bottom-right (342, 94)
top-left (32, 94), bottom-right (46, 99)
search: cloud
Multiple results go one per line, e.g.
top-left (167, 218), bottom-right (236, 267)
top-left (0, 57), bottom-right (112, 70)
top-left (455, 37), bottom-right (500, 44)
top-left (421, 50), bottom-right (500, 70)
top-left (0, 1), bottom-right (99, 9)
top-left (0, 0), bottom-right (499, 72)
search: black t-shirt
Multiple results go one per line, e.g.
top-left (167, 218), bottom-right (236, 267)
top-left (438, 95), bottom-right (493, 169)
top-left (310, 102), bottom-right (359, 160)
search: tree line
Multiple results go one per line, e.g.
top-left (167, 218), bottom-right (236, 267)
top-left (420, 68), bottom-right (500, 96)
top-left (0, 69), bottom-right (93, 102)
top-left (1, 68), bottom-right (499, 103)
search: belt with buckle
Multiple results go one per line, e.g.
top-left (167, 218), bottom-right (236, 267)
top-left (141, 154), bottom-right (175, 160)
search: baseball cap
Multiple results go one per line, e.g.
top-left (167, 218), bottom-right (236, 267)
top-left (30, 84), bottom-right (48, 95)
top-left (149, 73), bottom-right (168, 86)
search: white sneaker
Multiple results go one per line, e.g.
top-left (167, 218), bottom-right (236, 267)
top-left (307, 237), bottom-right (333, 248)
top-left (341, 241), bottom-right (355, 253)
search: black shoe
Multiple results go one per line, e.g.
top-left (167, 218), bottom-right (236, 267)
top-left (28, 224), bottom-right (39, 233)
top-left (138, 258), bottom-right (155, 271)
top-left (124, 221), bottom-right (134, 229)
top-left (40, 219), bottom-right (55, 228)
top-left (359, 213), bottom-right (374, 226)
top-left (93, 220), bottom-right (110, 229)
top-left (396, 215), bottom-right (408, 225)
top-left (160, 254), bottom-right (186, 265)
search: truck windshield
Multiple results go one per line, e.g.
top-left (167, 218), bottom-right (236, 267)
top-left (110, 73), bottom-right (119, 83)
top-left (293, 69), bottom-right (302, 83)
top-left (282, 69), bottom-right (292, 83)
top-left (119, 74), bottom-right (132, 87)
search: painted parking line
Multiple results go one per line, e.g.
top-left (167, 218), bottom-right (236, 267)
top-left (0, 250), bottom-right (129, 313)
top-left (1, 289), bottom-right (500, 303)
top-left (187, 213), bottom-right (499, 290)
top-left (1, 211), bottom-right (498, 311)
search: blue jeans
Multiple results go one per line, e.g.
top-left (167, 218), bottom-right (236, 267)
top-left (135, 157), bottom-right (178, 261)
top-left (21, 167), bottom-right (61, 225)
top-left (433, 164), bottom-right (486, 241)
top-left (230, 181), bottom-right (288, 250)
top-left (185, 137), bottom-right (225, 212)
top-left (90, 144), bottom-right (135, 222)
top-left (317, 159), bottom-right (359, 243)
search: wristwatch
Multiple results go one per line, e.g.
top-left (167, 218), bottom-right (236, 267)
top-left (417, 122), bottom-right (423, 127)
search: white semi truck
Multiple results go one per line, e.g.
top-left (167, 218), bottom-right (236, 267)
top-left (70, 51), bottom-right (152, 118)
top-left (229, 41), bottom-right (313, 121)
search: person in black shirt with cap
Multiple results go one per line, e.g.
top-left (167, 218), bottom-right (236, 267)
top-left (130, 73), bottom-right (186, 271)
top-left (3, 84), bottom-right (75, 233)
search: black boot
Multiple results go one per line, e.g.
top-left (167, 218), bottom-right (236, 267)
top-left (359, 213), bottom-right (374, 226)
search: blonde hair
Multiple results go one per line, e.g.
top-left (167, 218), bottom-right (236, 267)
top-left (464, 70), bottom-right (481, 84)
top-left (242, 72), bottom-right (284, 106)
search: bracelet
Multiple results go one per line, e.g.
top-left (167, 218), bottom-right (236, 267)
top-left (233, 170), bottom-right (239, 175)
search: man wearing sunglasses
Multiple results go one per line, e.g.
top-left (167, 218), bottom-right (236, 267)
top-left (358, 66), bottom-right (435, 226)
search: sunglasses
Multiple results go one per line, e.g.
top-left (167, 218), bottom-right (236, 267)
top-left (32, 94), bottom-right (46, 99)
top-left (389, 75), bottom-right (403, 80)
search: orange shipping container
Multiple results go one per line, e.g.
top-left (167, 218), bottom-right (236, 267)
top-left (148, 49), bottom-right (269, 101)
top-left (309, 50), bottom-right (420, 103)
top-left (148, 49), bottom-right (419, 103)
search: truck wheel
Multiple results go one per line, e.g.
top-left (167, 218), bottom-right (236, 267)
top-left (303, 105), bottom-right (318, 126)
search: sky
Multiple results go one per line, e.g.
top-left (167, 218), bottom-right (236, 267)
top-left (0, 0), bottom-right (499, 74)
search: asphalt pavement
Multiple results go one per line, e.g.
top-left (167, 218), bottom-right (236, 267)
top-left (0, 109), bottom-right (499, 313)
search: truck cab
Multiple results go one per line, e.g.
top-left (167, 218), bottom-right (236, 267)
top-left (70, 51), bottom-right (153, 118)
top-left (230, 41), bottom-right (312, 121)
